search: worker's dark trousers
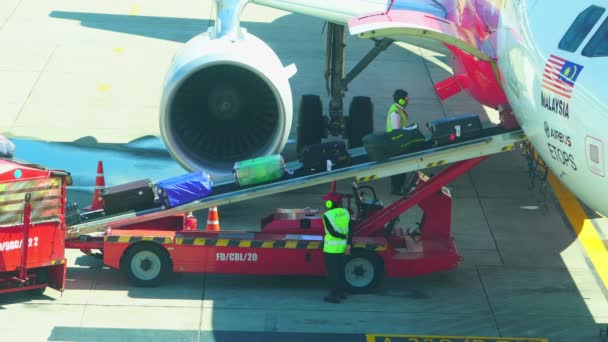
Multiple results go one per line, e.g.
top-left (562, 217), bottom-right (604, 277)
top-left (391, 173), bottom-right (407, 193)
top-left (324, 252), bottom-right (345, 297)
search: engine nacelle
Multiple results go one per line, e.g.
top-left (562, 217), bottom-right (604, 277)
top-left (160, 29), bottom-right (295, 176)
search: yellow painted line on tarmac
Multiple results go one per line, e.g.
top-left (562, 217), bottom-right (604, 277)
top-left (97, 84), bottom-right (111, 92)
top-left (547, 171), bottom-right (608, 288)
top-left (129, 5), bottom-right (140, 16)
top-left (365, 334), bottom-right (548, 342)
top-left (112, 47), bottom-right (124, 54)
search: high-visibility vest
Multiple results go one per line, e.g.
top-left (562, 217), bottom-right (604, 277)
top-left (322, 208), bottom-right (350, 254)
top-left (386, 103), bottom-right (408, 132)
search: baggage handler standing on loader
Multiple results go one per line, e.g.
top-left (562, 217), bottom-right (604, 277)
top-left (322, 192), bottom-right (353, 303)
top-left (387, 89), bottom-right (410, 195)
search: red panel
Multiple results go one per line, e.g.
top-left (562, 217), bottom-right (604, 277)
top-left (0, 223), bottom-right (65, 271)
top-left (120, 215), bottom-right (185, 231)
top-left (171, 246), bottom-right (325, 276)
top-left (103, 243), bottom-right (128, 270)
top-left (434, 76), bottom-right (465, 100)
top-left (445, 44), bottom-right (508, 107)
top-left (47, 262), bottom-right (67, 291)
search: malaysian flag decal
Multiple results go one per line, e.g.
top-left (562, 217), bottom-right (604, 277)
top-left (542, 54), bottom-right (584, 99)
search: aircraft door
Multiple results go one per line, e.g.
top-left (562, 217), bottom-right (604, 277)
top-left (585, 136), bottom-right (605, 177)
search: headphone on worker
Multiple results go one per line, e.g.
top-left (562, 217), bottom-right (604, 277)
top-left (393, 89), bottom-right (409, 107)
top-left (324, 192), bottom-right (341, 210)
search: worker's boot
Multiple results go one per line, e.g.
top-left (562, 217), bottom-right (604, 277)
top-left (324, 292), bottom-right (341, 303)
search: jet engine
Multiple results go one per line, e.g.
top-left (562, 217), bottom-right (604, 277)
top-left (159, 29), bottom-right (295, 177)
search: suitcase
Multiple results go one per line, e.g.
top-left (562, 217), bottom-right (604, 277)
top-left (427, 113), bottom-right (482, 146)
top-left (233, 154), bottom-right (285, 187)
top-left (299, 141), bottom-right (351, 172)
top-left (362, 126), bottom-right (426, 161)
top-left (156, 171), bottom-right (213, 208)
top-left (100, 179), bottom-right (157, 215)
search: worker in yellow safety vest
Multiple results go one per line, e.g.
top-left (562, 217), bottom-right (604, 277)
top-left (387, 89), bottom-right (410, 195)
top-left (322, 192), bottom-right (353, 304)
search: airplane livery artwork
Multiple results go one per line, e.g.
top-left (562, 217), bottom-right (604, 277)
top-left (2, 1), bottom-right (608, 216)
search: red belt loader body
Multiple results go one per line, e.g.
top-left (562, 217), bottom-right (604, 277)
top-left (0, 158), bottom-right (69, 295)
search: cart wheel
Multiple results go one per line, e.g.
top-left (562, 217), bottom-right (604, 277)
top-left (296, 94), bottom-right (324, 153)
top-left (28, 268), bottom-right (48, 296)
top-left (121, 243), bottom-right (171, 287)
top-left (346, 96), bottom-right (373, 149)
top-left (343, 250), bottom-right (384, 293)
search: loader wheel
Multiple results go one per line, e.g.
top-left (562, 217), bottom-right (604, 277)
top-left (296, 94), bottom-right (324, 153)
top-left (343, 250), bottom-right (384, 293)
top-left (121, 243), bottom-right (171, 287)
top-left (346, 96), bottom-right (373, 149)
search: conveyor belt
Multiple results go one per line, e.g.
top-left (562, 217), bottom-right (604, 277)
top-left (66, 129), bottom-right (525, 238)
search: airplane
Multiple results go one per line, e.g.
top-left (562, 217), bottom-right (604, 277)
top-left (157, 0), bottom-right (606, 215)
top-left (2, 0), bottom-right (607, 218)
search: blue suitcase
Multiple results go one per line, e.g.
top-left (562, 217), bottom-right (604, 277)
top-left (155, 171), bottom-right (213, 208)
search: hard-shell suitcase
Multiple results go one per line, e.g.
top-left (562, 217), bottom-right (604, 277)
top-left (101, 179), bottom-right (157, 215)
top-left (427, 113), bottom-right (482, 146)
top-left (233, 154), bottom-right (285, 187)
top-left (299, 141), bottom-right (351, 172)
top-left (156, 171), bottom-right (213, 208)
top-left (362, 126), bottom-right (426, 161)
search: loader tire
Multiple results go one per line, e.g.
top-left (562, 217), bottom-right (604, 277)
top-left (343, 249), bottom-right (384, 293)
top-left (121, 243), bottom-right (171, 287)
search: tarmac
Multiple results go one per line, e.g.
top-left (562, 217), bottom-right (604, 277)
top-left (2, 1), bottom-right (608, 341)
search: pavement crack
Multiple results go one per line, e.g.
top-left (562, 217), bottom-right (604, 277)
top-left (197, 273), bottom-right (207, 342)
top-left (13, 45), bottom-right (58, 125)
top-left (0, 0), bottom-right (22, 30)
top-left (468, 171), bottom-right (505, 265)
top-left (476, 266), bottom-right (501, 336)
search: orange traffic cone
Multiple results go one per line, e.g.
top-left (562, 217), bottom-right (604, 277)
top-left (206, 206), bottom-right (220, 231)
top-left (87, 161), bottom-right (105, 211)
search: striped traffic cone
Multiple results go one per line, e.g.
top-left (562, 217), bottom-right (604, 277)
top-left (206, 206), bottom-right (220, 231)
top-left (88, 161), bottom-right (105, 211)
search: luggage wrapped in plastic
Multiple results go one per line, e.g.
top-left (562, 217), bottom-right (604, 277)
top-left (363, 125), bottom-right (426, 161)
top-left (233, 154), bottom-right (285, 186)
top-left (156, 171), bottom-right (213, 208)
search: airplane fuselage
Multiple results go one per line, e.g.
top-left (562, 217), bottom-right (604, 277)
top-left (496, 0), bottom-right (608, 214)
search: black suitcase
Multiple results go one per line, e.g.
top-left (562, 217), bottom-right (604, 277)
top-left (427, 113), bottom-right (482, 146)
top-left (299, 141), bottom-right (351, 172)
top-left (100, 179), bottom-right (157, 215)
top-left (362, 126), bottom-right (427, 161)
